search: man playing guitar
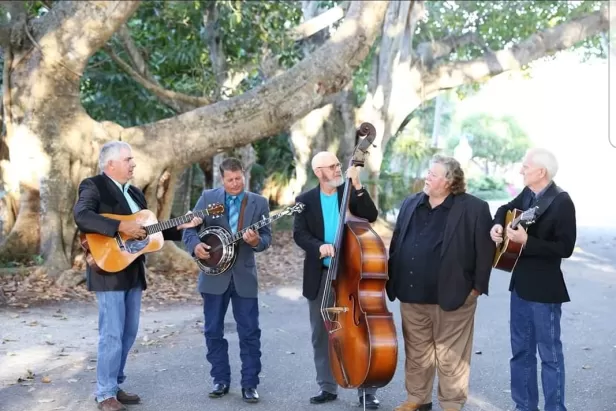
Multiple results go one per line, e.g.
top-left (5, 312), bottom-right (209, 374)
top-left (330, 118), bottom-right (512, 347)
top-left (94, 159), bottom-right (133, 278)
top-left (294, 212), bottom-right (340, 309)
top-left (490, 147), bottom-right (576, 411)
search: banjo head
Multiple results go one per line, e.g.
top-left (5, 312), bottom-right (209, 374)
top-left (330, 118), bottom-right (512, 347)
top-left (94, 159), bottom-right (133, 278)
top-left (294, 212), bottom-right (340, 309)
top-left (195, 226), bottom-right (236, 276)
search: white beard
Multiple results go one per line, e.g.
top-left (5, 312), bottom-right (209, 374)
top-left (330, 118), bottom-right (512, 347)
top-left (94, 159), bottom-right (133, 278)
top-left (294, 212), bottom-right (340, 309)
top-left (326, 176), bottom-right (344, 188)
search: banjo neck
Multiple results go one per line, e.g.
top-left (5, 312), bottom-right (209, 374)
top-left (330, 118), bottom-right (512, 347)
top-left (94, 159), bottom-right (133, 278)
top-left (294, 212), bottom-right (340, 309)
top-left (227, 211), bottom-right (288, 245)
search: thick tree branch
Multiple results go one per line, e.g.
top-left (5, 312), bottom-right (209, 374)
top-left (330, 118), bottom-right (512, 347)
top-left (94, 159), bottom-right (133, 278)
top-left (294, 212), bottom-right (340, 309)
top-left (107, 25), bottom-right (199, 112)
top-left (103, 46), bottom-right (208, 110)
top-left (28, 1), bottom-right (141, 76)
top-left (415, 32), bottom-right (486, 69)
top-left (420, 6), bottom-right (609, 97)
top-left (121, 0), bottom-right (389, 176)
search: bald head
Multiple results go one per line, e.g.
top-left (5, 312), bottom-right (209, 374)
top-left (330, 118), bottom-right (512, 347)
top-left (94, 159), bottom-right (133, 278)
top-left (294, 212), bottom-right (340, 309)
top-left (311, 151), bottom-right (344, 190)
top-left (311, 151), bottom-right (339, 171)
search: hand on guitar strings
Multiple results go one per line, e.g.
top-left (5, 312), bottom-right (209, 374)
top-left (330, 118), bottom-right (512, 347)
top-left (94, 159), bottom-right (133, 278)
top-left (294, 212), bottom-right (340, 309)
top-left (177, 211), bottom-right (203, 230)
top-left (194, 243), bottom-right (211, 260)
top-left (506, 224), bottom-right (528, 245)
top-left (319, 244), bottom-right (335, 259)
top-left (243, 229), bottom-right (260, 247)
top-left (490, 224), bottom-right (503, 244)
top-left (119, 220), bottom-right (146, 240)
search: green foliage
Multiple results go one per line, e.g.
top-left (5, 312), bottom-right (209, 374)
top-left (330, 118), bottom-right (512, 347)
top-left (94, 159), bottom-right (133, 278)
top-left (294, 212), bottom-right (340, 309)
top-left (466, 175), bottom-right (510, 200)
top-left (449, 113), bottom-right (531, 168)
top-left (417, 1), bottom-right (606, 64)
top-left (251, 134), bottom-right (296, 193)
top-left (80, 0), bottom-right (303, 127)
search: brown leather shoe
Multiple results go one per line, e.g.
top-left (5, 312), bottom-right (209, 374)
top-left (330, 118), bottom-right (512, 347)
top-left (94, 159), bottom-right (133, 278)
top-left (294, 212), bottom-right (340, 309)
top-left (97, 397), bottom-right (126, 411)
top-left (394, 401), bottom-right (433, 411)
top-left (117, 389), bottom-right (141, 404)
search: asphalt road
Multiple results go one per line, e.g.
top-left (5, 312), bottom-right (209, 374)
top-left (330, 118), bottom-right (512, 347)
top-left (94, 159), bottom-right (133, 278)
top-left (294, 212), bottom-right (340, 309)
top-left (1, 226), bottom-right (615, 411)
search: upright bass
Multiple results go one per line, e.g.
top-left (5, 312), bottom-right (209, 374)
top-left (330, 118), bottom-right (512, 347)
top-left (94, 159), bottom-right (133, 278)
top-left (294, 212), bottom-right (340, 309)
top-left (321, 122), bottom-right (398, 394)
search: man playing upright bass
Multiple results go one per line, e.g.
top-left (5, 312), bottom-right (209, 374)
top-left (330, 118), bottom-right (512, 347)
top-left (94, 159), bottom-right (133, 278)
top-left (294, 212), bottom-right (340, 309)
top-left (292, 151), bottom-right (380, 409)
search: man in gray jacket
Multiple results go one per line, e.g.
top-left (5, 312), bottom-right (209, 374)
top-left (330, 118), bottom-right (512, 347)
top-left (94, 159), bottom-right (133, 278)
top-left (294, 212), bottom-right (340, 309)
top-left (182, 157), bottom-right (272, 404)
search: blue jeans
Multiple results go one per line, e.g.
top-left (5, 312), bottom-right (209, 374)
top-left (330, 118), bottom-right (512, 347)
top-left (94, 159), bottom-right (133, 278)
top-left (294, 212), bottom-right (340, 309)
top-left (95, 287), bottom-right (142, 402)
top-left (201, 280), bottom-right (261, 389)
top-left (510, 289), bottom-right (566, 411)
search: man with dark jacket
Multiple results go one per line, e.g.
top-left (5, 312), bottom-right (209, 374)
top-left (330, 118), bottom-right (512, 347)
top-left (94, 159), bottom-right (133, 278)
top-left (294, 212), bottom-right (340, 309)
top-left (491, 148), bottom-right (576, 411)
top-left (387, 154), bottom-right (494, 411)
top-left (293, 151), bottom-right (380, 409)
top-left (74, 141), bottom-right (201, 411)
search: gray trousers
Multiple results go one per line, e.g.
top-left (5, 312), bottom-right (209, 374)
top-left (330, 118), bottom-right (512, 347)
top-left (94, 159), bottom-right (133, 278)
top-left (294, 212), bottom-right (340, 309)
top-left (307, 270), bottom-right (377, 396)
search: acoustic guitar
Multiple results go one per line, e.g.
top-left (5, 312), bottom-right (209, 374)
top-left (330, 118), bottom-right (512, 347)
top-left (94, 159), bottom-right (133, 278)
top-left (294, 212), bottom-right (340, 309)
top-left (80, 203), bottom-right (224, 273)
top-left (492, 206), bottom-right (538, 272)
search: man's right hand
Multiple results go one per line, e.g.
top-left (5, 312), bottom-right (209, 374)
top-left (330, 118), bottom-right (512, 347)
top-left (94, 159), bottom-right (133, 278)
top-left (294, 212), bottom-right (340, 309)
top-left (194, 243), bottom-right (211, 260)
top-left (118, 221), bottom-right (146, 240)
top-left (319, 244), bottom-right (335, 259)
top-left (490, 224), bottom-right (504, 244)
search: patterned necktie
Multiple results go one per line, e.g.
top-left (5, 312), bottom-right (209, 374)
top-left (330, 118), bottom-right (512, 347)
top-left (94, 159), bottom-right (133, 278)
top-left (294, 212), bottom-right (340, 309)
top-left (228, 195), bottom-right (238, 234)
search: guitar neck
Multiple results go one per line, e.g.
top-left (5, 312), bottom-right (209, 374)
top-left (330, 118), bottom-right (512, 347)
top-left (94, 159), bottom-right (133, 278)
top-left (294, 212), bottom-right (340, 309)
top-left (228, 212), bottom-right (287, 244)
top-left (145, 209), bottom-right (210, 235)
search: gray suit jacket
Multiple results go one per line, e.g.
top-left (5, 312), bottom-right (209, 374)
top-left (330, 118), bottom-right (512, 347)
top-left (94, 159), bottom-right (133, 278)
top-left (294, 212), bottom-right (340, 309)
top-left (182, 187), bottom-right (272, 298)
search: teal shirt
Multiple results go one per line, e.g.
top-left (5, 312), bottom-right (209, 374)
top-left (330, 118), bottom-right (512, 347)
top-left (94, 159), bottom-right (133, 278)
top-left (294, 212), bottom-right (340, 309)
top-left (320, 190), bottom-right (339, 267)
top-left (107, 174), bottom-right (141, 213)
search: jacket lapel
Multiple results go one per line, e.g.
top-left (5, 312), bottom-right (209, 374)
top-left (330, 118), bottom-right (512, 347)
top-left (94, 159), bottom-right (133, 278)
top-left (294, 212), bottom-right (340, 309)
top-left (309, 186), bottom-right (325, 241)
top-left (241, 192), bottom-right (257, 230)
top-left (440, 194), bottom-right (466, 256)
top-left (127, 186), bottom-right (147, 210)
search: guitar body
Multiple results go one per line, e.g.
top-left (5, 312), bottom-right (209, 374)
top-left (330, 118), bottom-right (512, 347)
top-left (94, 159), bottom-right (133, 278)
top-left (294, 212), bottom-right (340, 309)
top-left (195, 226), bottom-right (237, 276)
top-left (80, 209), bottom-right (164, 273)
top-left (493, 209), bottom-right (525, 272)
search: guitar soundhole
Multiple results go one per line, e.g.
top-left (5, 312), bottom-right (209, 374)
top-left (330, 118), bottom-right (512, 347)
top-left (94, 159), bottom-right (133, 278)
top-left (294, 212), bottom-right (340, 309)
top-left (124, 237), bottom-right (151, 254)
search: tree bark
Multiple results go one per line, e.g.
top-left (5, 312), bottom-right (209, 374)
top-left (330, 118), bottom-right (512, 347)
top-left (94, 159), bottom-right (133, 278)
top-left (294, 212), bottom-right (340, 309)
top-left (355, 1), bottom-right (608, 202)
top-left (0, 0), bottom-right (389, 279)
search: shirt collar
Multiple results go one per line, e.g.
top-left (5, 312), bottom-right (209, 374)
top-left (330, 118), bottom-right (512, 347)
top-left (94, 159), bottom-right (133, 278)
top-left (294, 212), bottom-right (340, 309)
top-left (421, 192), bottom-right (454, 209)
top-left (105, 173), bottom-right (129, 193)
top-left (226, 191), bottom-right (245, 203)
top-left (533, 181), bottom-right (553, 200)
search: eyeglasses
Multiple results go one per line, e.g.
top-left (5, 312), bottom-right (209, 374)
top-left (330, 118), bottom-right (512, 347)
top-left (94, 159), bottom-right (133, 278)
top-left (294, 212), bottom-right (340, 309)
top-left (317, 163), bottom-right (342, 171)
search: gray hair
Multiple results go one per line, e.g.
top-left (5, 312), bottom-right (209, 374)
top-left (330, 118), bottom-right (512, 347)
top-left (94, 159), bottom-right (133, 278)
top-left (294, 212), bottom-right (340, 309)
top-left (430, 154), bottom-right (466, 195)
top-left (526, 148), bottom-right (558, 180)
top-left (99, 141), bottom-right (132, 172)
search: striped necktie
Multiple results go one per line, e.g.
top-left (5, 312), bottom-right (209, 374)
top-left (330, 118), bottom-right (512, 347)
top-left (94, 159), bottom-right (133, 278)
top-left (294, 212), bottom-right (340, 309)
top-left (228, 195), bottom-right (239, 233)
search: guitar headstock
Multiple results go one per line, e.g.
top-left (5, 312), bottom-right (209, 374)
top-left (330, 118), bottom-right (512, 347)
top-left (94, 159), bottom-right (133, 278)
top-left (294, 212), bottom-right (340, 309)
top-left (282, 202), bottom-right (305, 216)
top-left (520, 206), bottom-right (538, 226)
top-left (206, 202), bottom-right (225, 218)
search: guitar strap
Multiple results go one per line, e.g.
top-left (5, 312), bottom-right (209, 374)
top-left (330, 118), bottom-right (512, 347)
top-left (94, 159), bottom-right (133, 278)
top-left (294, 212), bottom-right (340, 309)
top-left (236, 194), bottom-right (249, 234)
top-left (529, 184), bottom-right (565, 222)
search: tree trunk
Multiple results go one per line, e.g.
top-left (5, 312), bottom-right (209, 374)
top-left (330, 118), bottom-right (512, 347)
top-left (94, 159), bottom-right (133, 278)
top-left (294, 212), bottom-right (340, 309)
top-left (0, 0), bottom-right (389, 280)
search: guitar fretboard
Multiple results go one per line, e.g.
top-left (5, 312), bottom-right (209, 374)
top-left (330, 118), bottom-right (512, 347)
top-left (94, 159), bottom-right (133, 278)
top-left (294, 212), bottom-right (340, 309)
top-left (145, 209), bottom-right (211, 235)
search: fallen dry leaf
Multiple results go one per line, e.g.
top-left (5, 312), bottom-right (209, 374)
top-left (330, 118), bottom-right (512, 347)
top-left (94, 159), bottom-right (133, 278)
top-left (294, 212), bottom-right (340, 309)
top-left (41, 376), bottom-right (52, 383)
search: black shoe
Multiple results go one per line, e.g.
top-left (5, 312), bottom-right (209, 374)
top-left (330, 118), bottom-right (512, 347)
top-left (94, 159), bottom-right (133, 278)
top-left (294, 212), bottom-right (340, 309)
top-left (242, 387), bottom-right (259, 403)
top-left (310, 390), bottom-right (337, 404)
top-left (209, 383), bottom-right (229, 398)
top-left (418, 403), bottom-right (433, 411)
top-left (359, 394), bottom-right (380, 409)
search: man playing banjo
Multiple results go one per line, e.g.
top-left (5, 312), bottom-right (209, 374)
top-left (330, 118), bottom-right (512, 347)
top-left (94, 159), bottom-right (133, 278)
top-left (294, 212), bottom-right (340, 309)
top-left (182, 157), bottom-right (272, 404)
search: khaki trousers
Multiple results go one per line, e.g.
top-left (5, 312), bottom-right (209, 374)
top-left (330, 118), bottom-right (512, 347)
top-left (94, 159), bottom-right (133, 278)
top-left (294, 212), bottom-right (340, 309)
top-left (400, 294), bottom-right (477, 410)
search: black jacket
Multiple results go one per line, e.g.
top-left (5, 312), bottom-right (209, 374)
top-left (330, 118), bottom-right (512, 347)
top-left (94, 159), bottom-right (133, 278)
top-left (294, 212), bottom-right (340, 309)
top-left (387, 192), bottom-right (495, 311)
top-left (493, 183), bottom-right (576, 303)
top-left (73, 174), bottom-right (182, 292)
top-left (293, 185), bottom-right (378, 300)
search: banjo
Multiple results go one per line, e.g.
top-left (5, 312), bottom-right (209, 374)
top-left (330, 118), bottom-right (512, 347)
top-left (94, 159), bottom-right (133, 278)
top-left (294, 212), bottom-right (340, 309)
top-left (195, 202), bottom-right (305, 275)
